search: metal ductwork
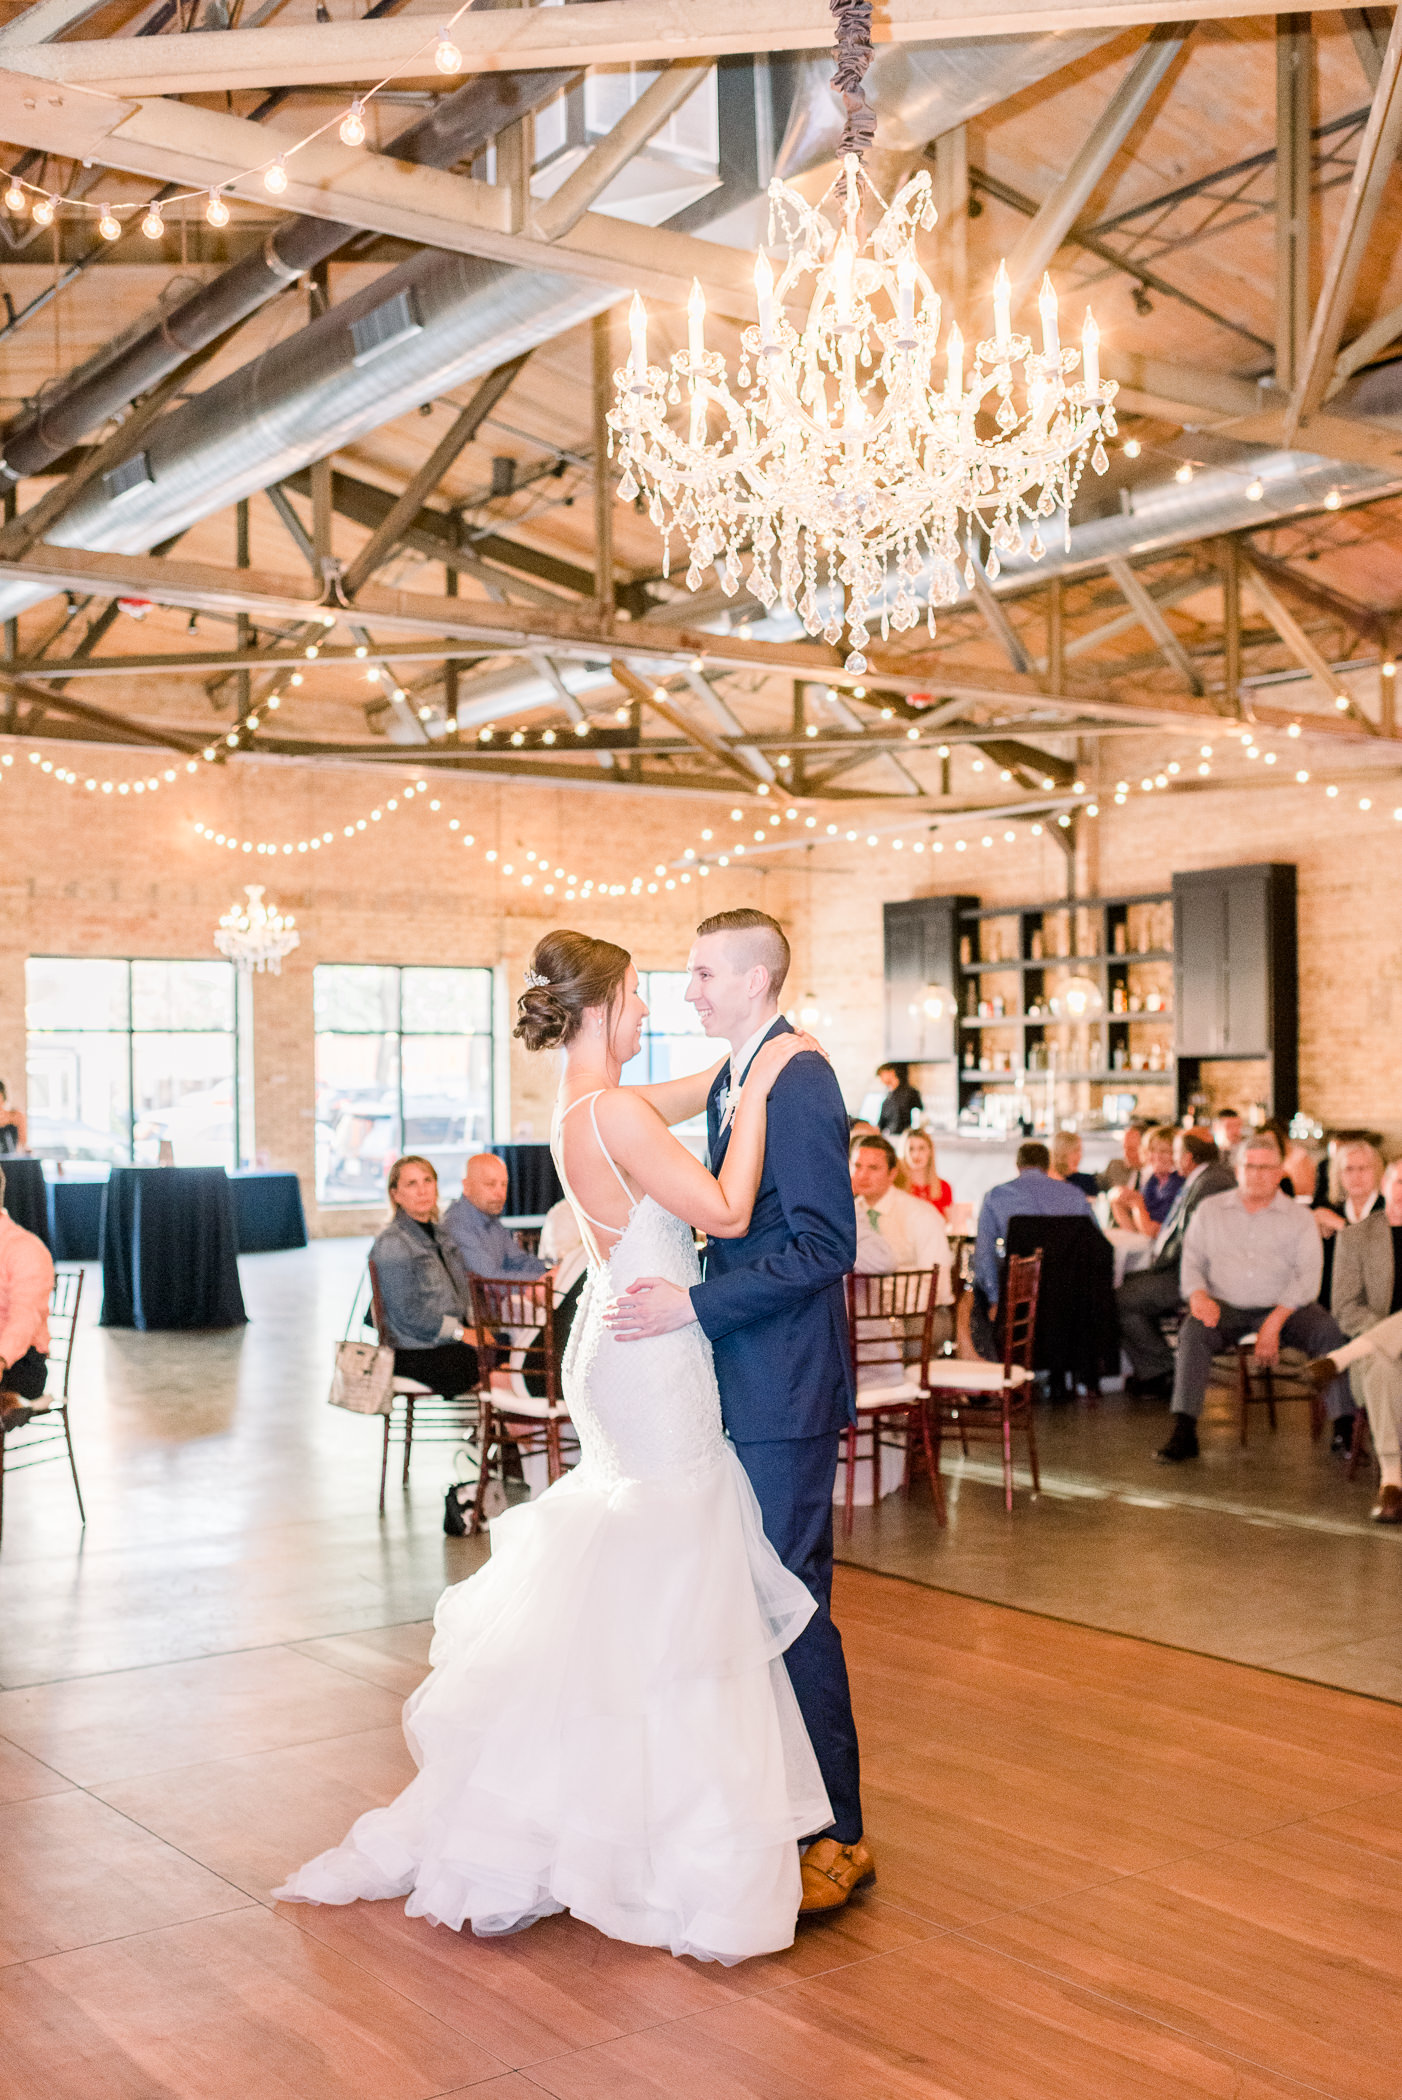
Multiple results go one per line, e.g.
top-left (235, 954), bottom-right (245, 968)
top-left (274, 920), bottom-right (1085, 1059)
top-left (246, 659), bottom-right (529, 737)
top-left (0, 65), bottom-right (585, 486)
top-left (0, 29), bottom-right (1141, 656)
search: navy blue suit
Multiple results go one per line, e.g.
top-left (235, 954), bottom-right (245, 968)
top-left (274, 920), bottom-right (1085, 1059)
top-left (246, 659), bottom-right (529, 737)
top-left (689, 1018), bottom-right (864, 1843)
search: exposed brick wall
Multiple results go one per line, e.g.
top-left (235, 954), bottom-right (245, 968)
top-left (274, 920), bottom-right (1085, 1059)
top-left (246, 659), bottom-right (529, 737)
top-left (2, 747), bottom-right (1398, 1215)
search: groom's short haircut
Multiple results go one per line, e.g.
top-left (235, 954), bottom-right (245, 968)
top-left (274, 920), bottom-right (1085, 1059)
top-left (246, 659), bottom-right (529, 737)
top-left (695, 908), bottom-right (790, 996)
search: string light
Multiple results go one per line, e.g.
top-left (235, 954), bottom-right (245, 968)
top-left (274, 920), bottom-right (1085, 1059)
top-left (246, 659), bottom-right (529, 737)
top-left (340, 98), bottom-right (367, 147)
top-left (206, 189), bottom-right (230, 227)
top-left (435, 26), bottom-right (463, 72)
top-left (141, 202), bottom-right (164, 241)
top-left (4, 179), bottom-right (26, 214)
top-left (98, 204), bottom-right (121, 242)
top-left (31, 196), bottom-right (54, 228)
top-left (264, 156), bottom-right (289, 196)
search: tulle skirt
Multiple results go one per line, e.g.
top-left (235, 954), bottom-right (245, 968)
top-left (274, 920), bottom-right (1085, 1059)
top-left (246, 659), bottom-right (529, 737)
top-left (273, 1444), bottom-right (831, 1963)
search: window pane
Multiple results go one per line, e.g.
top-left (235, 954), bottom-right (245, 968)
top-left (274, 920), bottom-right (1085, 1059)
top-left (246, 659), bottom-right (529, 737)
top-left (132, 960), bottom-right (235, 1032)
top-left (401, 967), bottom-right (491, 1035)
top-left (646, 1034), bottom-right (720, 1085)
top-left (402, 1034), bottom-right (492, 1190)
top-left (26, 957), bottom-right (130, 1032)
top-left (642, 972), bottom-right (706, 1035)
top-left (132, 1034), bottom-right (236, 1169)
top-left (314, 964), bottom-right (399, 1033)
top-left (25, 1031), bottom-right (131, 1160)
top-left (315, 1031), bottom-right (401, 1205)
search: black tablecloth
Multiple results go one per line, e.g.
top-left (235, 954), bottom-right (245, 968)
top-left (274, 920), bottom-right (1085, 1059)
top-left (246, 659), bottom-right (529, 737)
top-left (229, 1171), bottom-right (308, 1253)
top-left (49, 1181), bottom-right (105, 1262)
top-left (0, 1157), bottom-right (50, 1248)
top-left (490, 1143), bottom-right (563, 1218)
top-left (100, 1166), bottom-right (247, 1330)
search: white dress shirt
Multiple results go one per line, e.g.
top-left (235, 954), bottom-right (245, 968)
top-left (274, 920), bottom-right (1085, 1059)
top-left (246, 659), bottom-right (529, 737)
top-left (718, 1017), bottom-right (779, 1130)
top-left (856, 1186), bottom-right (953, 1302)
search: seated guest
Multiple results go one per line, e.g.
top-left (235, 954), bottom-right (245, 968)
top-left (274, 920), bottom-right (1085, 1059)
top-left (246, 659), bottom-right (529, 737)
top-left (1117, 1131), bottom-right (1235, 1398)
top-left (1155, 1131), bottom-right (1352, 1463)
top-left (972, 1140), bottom-right (1092, 1359)
top-left (876, 1062), bottom-right (922, 1138)
top-left (372, 1155), bottom-right (481, 1395)
top-left (1049, 1130), bottom-right (1102, 1200)
top-left (852, 1136), bottom-right (952, 1286)
top-left (1306, 1162), bottom-right (1402, 1521)
top-left (1212, 1107), bottom-right (1243, 1154)
top-left (1099, 1117), bottom-right (1151, 1192)
top-left (441, 1153), bottom-right (550, 1280)
top-left (896, 1128), bottom-right (953, 1216)
top-left (1110, 1124), bottom-right (1184, 1234)
top-left (0, 1081), bottom-right (26, 1157)
top-left (847, 1116), bottom-right (879, 1140)
top-left (0, 1165), bottom-right (54, 1431)
top-left (1312, 1138), bottom-right (1385, 1308)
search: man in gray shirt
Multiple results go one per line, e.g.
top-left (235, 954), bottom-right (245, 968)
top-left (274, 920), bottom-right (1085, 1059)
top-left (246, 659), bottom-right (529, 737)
top-left (1157, 1131), bottom-right (1351, 1463)
top-left (441, 1154), bottom-right (550, 1281)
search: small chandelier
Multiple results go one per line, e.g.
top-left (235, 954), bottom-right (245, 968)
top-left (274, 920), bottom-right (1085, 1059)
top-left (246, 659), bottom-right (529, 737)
top-left (610, 2), bottom-right (1117, 674)
top-left (214, 884), bottom-right (300, 974)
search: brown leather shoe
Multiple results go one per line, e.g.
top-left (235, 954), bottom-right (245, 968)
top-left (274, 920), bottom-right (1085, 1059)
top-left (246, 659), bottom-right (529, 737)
top-left (1304, 1354), bottom-right (1344, 1394)
top-left (1371, 1484), bottom-right (1402, 1524)
top-left (799, 1837), bottom-right (875, 1914)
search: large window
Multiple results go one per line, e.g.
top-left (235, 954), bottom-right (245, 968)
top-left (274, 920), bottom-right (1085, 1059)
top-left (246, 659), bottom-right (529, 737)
top-left (314, 965), bottom-right (493, 1206)
top-left (622, 971), bottom-right (716, 1131)
top-left (25, 957), bottom-right (249, 1168)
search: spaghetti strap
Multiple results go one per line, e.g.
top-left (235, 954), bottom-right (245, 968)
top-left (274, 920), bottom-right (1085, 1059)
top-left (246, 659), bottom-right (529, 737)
top-left (553, 1089), bottom-right (638, 1263)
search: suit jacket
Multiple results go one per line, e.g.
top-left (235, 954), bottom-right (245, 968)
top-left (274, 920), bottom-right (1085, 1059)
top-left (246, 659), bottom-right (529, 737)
top-left (1150, 1161), bottom-right (1236, 1273)
top-left (690, 1016), bottom-right (857, 1442)
top-left (1332, 1207), bottom-right (1398, 1335)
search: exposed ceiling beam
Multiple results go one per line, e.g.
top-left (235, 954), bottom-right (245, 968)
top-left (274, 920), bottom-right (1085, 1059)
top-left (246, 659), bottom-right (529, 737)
top-left (532, 59), bottom-right (710, 243)
top-left (1329, 296), bottom-right (1402, 395)
top-left (1005, 24), bottom-right (1191, 296)
top-left (1242, 551), bottom-right (1391, 646)
top-left (0, 671), bottom-right (205, 750)
top-left (341, 356), bottom-right (528, 599)
top-left (1105, 554), bottom-right (1206, 693)
top-left (0, 0), bottom-right (109, 48)
top-left (1285, 6), bottom-right (1402, 440)
top-left (967, 550), bottom-right (1035, 677)
top-left (974, 738), bottom-right (1077, 788)
top-left (9, 0), bottom-right (1275, 96)
top-left (680, 667), bottom-right (776, 784)
top-left (0, 73), bottom-right (763, 319)
top-left (1240, 551), bottom-right (1378, 731)
top-left (610, 656), bottom-right (757, 785)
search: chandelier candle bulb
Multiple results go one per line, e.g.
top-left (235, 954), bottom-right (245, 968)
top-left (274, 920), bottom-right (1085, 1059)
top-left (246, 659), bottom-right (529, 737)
top-left (754, 250), bottom-right (777, 344)
top-left (687, 278), bottom-right (707, 367)
top-left (1081, 310), bottom-right (1100, 396)
top-left (993, 262), bottom-right (1012, 353)
top-left (1038, 274), bottom-right (1060, 359)
top-left (628, 292), bottom-right (648, 386)
top-left (945, 321), bottom-right (963, 402)
top-left (896, 253), bottom-right (917, 344)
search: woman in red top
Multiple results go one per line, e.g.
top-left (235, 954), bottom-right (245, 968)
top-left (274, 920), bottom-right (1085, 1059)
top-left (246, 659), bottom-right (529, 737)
top-left (896, 1128), bottom-right (953, 1216)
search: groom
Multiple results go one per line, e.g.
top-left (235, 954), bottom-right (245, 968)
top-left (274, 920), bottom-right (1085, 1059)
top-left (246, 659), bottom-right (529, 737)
top-left (608, 908), bottom-right (872, 1913)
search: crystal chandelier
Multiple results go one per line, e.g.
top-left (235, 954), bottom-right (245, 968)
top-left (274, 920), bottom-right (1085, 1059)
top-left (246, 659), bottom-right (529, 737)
top-left (214, 884), bottom-right (300, 974)
top-left (609, 3), bottom-right (1118, 675)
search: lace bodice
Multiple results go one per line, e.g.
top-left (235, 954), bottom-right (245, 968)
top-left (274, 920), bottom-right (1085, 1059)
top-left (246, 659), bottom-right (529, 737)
top-left (552, 1093), bottom-right (726, 1486)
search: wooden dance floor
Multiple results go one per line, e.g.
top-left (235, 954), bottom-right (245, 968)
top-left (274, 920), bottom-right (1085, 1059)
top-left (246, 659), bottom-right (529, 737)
top-left (1, 1563), bottom-right (1399, 2099)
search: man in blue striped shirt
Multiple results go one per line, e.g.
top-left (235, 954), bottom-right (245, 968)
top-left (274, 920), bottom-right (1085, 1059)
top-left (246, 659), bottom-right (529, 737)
top-left (972, 1141), bottom-right (1093, 1356)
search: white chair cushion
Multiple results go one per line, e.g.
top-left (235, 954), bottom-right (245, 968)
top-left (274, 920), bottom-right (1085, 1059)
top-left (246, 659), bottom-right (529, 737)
top-left (494, 1394), bottom-right (568, 1421)
top-left (391, 1376), bottom-right (435, 1395)
top-left (924, 1361), bottom-right (1033, 1392)
top-left (854, 1384), bottom-right (925, 1411)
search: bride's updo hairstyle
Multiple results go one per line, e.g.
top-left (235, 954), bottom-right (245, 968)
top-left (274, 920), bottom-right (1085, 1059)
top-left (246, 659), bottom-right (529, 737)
top-left (514, 929), bottom-right (632, 1052)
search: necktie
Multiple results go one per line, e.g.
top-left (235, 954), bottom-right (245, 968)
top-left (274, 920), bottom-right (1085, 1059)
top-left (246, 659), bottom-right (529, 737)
top-left (867, 1208), bottom-right (882, 1231)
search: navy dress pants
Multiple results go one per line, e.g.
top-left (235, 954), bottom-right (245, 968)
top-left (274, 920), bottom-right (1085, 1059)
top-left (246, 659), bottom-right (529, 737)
top-left (730, 1430), bottom-right (864, 1845)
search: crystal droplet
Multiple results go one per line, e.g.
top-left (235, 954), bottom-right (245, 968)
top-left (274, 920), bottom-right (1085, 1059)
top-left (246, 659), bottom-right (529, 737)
top-left (1092, 440), bottom-right (1109, 475)
top-left (963, 558), bottom-right (976, 589)
top-left (1028, 529), bottom-right (1045, 561)
top-left (617, 469), bottom-right (638, 503)
top-left (986, 551), bottom-right (1000, 581)
top-left (844, 649), bottom-right (868, 675)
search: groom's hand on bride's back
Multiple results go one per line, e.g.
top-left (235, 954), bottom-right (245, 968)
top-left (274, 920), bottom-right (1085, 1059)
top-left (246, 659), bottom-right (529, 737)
top-left (604, 1276), bottom-right (696, 1340)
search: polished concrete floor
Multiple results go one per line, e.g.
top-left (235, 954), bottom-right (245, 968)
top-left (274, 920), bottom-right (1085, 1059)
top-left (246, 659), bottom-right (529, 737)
top-left (1, 1241), bottom-right (1396, 1702)
top-left (4, 1244), bottom-right (1402, 2099)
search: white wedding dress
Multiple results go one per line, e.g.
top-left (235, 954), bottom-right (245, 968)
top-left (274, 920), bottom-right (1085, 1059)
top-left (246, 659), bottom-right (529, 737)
top-left (274, 1091), bottom-right (831, 1964)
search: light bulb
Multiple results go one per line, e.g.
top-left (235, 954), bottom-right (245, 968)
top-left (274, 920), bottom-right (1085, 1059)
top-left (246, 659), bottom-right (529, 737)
top-left (340, 98), bottom-right (366, 147)
top-left (141, 203), bottom-right (163, 240)
top-left (435, 26), bottom-right (462, 73)
top-left (206, 189), bottom-right (229, 227)
top-left (1174, 461), bottom-right (1194, 484)
top-left (1122, 437), bottom-right (1141, 458)
top-left (1324, 488), bottom-right (1342, 510)
top-left (4, 181), bottom-right (26, 215)
top-left (264, 155), bottom-right (288, 195)
top-left (1245, 477), bottom-right (1264, 501)
top-left (31, 196), bottom-right (54, 227)
top-left (98, 204), bottom-right (121, 242)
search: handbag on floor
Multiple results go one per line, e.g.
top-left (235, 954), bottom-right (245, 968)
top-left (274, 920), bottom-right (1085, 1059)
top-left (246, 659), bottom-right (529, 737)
top-left (329, 1339), bottom-right (395, 1416)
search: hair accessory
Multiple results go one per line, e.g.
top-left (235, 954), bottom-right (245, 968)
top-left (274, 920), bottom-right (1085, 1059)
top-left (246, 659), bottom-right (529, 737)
top-left (523, 967), bottom-right (551, 989)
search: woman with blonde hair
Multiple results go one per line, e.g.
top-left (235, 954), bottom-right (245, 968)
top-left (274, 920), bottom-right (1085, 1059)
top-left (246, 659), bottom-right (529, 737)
top-left (896, 1126), bottom-right (952, 1216)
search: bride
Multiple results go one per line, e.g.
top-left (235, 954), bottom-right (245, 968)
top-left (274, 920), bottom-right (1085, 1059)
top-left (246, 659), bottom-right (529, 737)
top-left (275, 927), bottom-right (832, 1963)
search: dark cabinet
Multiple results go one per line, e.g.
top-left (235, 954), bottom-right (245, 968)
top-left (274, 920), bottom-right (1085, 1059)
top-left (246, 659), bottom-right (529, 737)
top-left (883, 895), bottom-right (972, 1063)
top-left (1173, 864), bottom-right (1297, 1116)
